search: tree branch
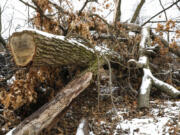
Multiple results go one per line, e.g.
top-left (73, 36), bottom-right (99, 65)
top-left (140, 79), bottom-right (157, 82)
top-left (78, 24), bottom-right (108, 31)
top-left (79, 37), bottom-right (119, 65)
top-left (18, 0), bottom-right (37, 10)
top-left (0, 7), bottom-right (2, 34)
top-left (142, 0), bottom-right (180, 26)
top-left (113, 0), bottom-right (121, 25)
top-left (0, 7), bottom-right (6, 49)
top-left (90, 13), bottom-right (112, 28)
top-left (130, 0), bottom-right (145, 23)
top-left (79, 0), bottom-right (97, 15)
top-left (79, 0), bottom-right (89, 15)
top-left (159, 0), bottom-right (169, 42)
top-left (175, 0), bottom-right (180, 10)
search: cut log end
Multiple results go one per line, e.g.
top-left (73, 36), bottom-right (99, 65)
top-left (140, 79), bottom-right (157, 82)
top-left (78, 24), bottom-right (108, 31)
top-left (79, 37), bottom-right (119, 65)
top-left (9, 32), bottom-right (35, 66)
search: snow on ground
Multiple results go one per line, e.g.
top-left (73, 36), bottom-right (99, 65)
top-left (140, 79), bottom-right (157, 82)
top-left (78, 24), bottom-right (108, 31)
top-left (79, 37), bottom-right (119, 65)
top-left (111, 100), bottom-right (180, 135)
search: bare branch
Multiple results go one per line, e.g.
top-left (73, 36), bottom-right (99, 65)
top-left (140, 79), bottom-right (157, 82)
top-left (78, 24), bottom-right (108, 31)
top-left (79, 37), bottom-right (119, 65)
top-left (130, 0), bottom-right (145, 23)
top-left (159, 0), bottom-right (169, 42)
top-left (175, 0), bottom-right (180, 10)
top-left (79, 0), bottom-right (89, 15)
top-left (0, 7), bottom-right (6, 48)
top-left (142, 0), bottom-right (180, 26)
top-left (48, 1), bottom-right (66, 14)
top-left (79, 0), bottom-right (97, 15)
top-left (0, 7), bottom-right (2, 33)
top-left (18, 0), bottom-right (37, 10)
top-left (113, 0), bottom-right (121, 25)
top-left (149, 20), bottom-right (180, 23)
top-left (90, 13), bottom-right (112, 28)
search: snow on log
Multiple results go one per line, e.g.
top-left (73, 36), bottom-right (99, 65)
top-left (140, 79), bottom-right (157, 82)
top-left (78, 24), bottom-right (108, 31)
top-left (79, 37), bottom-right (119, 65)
top-left (138, 68), bottom-right (152, 108)
top-left (11, 72), bottom-right (92, 135)
top-left (152, 75), bottom-right (180, 98)
top-left (8, 29), bottom-right (96, 67)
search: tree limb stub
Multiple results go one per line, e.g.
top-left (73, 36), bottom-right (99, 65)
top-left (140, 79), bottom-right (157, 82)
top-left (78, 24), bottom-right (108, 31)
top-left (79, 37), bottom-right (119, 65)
top-left (11, 72), bottom-right (92, 135)
top-left (8, 29), bottom-right (96, 67)
top-left (130, 0), bottom-right (145, 23)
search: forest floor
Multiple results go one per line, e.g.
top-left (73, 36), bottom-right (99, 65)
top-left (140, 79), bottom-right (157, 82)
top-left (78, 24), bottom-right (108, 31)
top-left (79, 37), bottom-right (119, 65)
top-left (44, 84), bottom-right (180, 135)
top-left (1, 82), bottom-right (180, 135)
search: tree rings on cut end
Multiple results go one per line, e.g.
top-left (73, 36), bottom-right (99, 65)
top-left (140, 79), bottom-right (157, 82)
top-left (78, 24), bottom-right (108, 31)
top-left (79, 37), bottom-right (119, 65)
top-left (9, 32), bottom-right (35, 66)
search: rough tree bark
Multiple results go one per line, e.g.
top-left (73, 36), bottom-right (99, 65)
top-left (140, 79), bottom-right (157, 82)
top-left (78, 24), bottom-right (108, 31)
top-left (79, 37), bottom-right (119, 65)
top-left (8, 29), bottom-right (122, 68)
top-left (8, 29), bottom-right (96, 67)
top-left (10, 72), bottom-right (92, 135)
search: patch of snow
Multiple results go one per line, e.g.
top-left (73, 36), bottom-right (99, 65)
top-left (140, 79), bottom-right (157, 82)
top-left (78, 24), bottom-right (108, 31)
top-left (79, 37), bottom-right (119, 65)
top-left (151, 75), bottom-right (180, 94)
top-left (89, 131), bottom-right (95, 135)
top-left (100, 121), bottom-right (106, 125)
top-left (18, 28), bottom-right (65, 40)
top-left (6, 128), bottom-right (15, 135)
top-left (7, 76), bottom-right (15, 85)
top-left (140, 68), bottom-right (152, 95)
top-left (112, 100), bottom-right (180, 135)
top-left (140, 27), bottom-right (150, 49)
top-left (76, 118), bottom-right (86, 135)
top-left (100, 86), bottom-right (119, 94)
top-left (128, 31), bottom-right (136, 36)
top-left (139, 56), bottom-right (148, 65)
top-left (95, 45), bottom-right (110, 54)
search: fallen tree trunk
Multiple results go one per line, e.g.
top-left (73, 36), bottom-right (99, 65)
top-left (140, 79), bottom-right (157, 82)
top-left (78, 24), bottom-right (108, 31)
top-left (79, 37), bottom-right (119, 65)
top-left (8, 29), bottom-right (122, 68)
top-left (10, 72), bottom-right (92, 135)
top-left (8, 29), bottom-right (96, 67)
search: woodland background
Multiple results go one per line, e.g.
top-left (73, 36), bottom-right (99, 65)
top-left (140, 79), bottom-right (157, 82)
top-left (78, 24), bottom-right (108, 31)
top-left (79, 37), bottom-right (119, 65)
top-left (0, 0), bottom-right (180, 135)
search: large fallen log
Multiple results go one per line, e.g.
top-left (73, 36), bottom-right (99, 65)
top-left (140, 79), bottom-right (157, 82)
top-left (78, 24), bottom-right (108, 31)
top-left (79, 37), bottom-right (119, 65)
top-left (8, 29), bottom-right (96, 67)
top-left (8, 29), bottom-right (122, 68)
top-left (8, 72), bottom-right (92, 135)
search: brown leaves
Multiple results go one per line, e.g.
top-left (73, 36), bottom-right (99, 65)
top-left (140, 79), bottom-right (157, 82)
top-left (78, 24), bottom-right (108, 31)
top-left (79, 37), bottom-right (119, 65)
top-left (34, 0), bottom-right (52, 12)
top-left (1, 79), bottom-right (37, 110)
top-left (176, 30), bottom-right (180, 38)
top-left (0, 66), bottom-right (64, 110)
top-left (156, 20), bottom-right (176, 32)
top-left (165, 20), bottom-right (175, 31)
